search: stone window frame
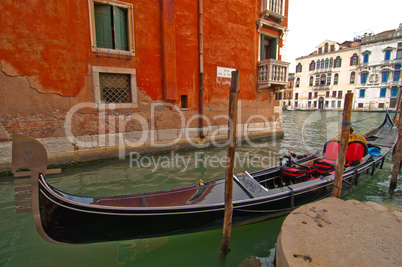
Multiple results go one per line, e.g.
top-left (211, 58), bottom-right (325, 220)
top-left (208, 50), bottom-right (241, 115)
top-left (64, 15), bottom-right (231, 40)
top-left (88, 0), bottom-right (135, 56)
top-left (92, 66), bottom-right (138, 109)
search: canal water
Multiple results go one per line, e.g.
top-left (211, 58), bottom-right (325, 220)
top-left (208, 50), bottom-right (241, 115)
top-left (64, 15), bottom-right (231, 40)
top-left (0, 111), bottom-right (401, 267)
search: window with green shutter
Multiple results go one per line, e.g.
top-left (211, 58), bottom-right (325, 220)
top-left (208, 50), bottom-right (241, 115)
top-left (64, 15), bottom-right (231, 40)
top-left (94, 3), bottom-right (128, 51)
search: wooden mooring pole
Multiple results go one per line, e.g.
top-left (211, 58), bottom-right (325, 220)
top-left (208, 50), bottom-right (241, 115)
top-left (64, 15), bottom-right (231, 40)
top-left (332, 93), bottom-right (353, 198)
top-left (220, 71), bottom-right (239, 255)
top-left (390, 90), bottom-right (402, 190)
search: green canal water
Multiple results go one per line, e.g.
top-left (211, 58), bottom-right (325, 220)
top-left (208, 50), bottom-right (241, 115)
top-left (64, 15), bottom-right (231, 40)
top-left (1, 111), bottom-right (401, 266)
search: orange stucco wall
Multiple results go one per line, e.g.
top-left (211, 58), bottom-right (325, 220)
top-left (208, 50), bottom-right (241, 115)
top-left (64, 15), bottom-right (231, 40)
top-left (0, 0), bottom-right (288, 139)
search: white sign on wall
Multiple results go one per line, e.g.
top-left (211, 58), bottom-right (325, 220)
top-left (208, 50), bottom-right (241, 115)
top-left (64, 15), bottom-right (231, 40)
top-left (217, 66), bottom-right (236, 78)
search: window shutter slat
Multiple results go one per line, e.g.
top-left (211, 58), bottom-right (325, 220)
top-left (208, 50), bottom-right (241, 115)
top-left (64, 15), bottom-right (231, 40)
top-left (95, 4), bottom-right (114, 49)
top-left (113, 6), bottom-right (129, 51)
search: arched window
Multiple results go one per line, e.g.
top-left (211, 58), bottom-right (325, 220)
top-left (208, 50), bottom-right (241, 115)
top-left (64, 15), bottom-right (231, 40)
top-left (320, 74), bottom-right (326, 85)
top-left (325, 58), bottom-right (329, 68)
top-left (350, 72), bottom-right (356, 84)
top-left (296, 77), bottom-right (300, 87)
top-left (321, 60), bottom-right (324, 69)
top-left (296, 63), bottom-right (302, 73)
top-left (324, 43), bottom-right (329, 53)
top-left (315, 75), bottom-right (320, 85)
top-left (317, 59), bottom-right (321, 69)
top-left (330, 57), bottom-right (333, 68)
top-left (334, 56), bottom-right (342, 68)
top-left (350, 53), bottom-right (358, 66)
top-left (327, 74), bottom-right (332, 85)
top-left (334, 73), bottom-right (339, 85)
top-left (309, 76), bottom-right (314, 86)
top-left (309, 61), bottom-right (315, 71)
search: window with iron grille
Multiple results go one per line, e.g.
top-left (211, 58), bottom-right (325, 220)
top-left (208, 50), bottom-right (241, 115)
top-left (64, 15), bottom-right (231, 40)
top-left (99, 73), bottom-right (132, 103)
top-left (92, 66), bottom-right (138, 108)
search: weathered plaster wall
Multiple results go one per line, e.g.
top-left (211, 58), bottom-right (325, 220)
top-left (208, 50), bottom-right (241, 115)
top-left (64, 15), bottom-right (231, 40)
top-left (0, 0), bottom-right (90, 96)
top-left (0, 0), bottom-right (286, 169)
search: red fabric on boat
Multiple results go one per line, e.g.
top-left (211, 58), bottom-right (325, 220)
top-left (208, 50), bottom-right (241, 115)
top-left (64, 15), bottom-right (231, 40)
top-left (322, 140), bottom-right (340, 160)
top-left (345, 141), bottom-right (368, 162)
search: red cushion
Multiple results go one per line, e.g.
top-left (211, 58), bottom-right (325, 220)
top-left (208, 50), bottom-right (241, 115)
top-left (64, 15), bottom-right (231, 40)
top-left (323, 140), bottom-right (339, 160)
top-left (282, 167), bottom-right (306, 177)
top-left (345, 141), bottom-right (368, 162)
top-left (315, 159), bottom-right (336, 167)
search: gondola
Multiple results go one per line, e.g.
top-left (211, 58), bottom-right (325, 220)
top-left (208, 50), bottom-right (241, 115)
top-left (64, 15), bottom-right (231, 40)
top-left (11, 113), bottom-right (397, 245)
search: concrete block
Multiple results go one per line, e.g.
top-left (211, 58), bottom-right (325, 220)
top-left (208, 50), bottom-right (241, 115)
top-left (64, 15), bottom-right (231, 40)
top-left (157, 129), bottom-right (178, 141)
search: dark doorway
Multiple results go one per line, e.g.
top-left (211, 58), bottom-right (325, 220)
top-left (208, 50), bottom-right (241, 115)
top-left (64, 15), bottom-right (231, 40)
top-left (318, 97), bottom-right (324, 110)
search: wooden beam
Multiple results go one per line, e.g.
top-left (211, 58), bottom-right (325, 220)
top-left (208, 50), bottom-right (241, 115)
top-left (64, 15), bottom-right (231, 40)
top-left (220, 71), bottom-right (240, 255)
top-left (332, 93), bottom-right (353, 198)
top-left (390, 91), bottom-right (402, 190)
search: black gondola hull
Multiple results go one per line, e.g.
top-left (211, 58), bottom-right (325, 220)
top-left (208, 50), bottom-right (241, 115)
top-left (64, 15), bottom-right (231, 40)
top-left (12, 113), bottom-right (398, 244)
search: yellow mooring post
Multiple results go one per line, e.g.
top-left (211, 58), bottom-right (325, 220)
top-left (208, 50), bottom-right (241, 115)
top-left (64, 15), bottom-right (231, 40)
top-left (220, 70), bottom-right (239, 255)
top-left (332, 93), bottom-right (353, 198)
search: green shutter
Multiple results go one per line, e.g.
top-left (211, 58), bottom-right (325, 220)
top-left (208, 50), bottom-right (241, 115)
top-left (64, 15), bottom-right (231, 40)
top-left (260, 34), bottom-right (265, 61)
top-left (94, 4), bottom-right (113, 49)
top-left (113, 6), bottom-right (129, 51)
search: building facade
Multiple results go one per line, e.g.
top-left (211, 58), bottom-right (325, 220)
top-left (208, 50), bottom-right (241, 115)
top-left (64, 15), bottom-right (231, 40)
top-left (355, 24), bottom-right (402, 111)
top-left (277, 73), bottom-right (294, 110)
top-left (293, 40), bottom-right (360, 111)
top-left (0, 0), bottom-right (290, 168)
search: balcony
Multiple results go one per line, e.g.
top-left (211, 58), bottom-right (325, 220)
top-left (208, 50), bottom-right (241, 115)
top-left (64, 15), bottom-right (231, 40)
top-left (392, 81), bottom-right (402, 86)
top-left (258, 59), bottom-right (290, 90)
top-left (314, 67), bottom-right (333, 74)
top-left (313, 85), bottom-right (331, 90)
top-left (260, 0), bottom-right (286, 21)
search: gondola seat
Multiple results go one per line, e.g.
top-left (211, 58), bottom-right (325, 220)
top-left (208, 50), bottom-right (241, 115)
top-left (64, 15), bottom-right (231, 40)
top-left (281, 165), bottom-right (319, 185)
top-left (314, 140), bottom-right (339, 174)
top-left (344, 141), bottom-right (368, 167)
